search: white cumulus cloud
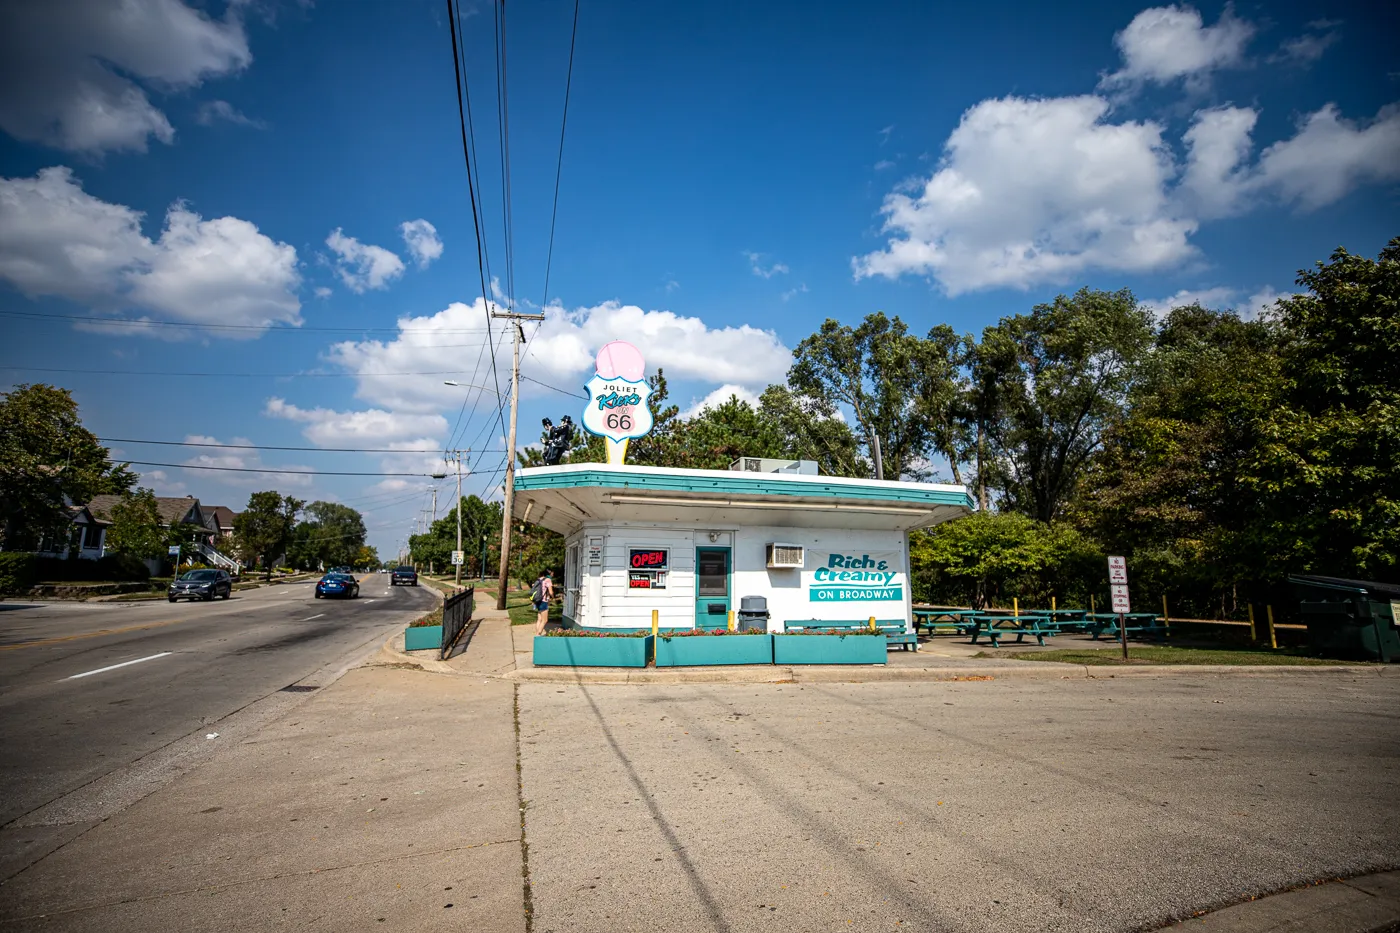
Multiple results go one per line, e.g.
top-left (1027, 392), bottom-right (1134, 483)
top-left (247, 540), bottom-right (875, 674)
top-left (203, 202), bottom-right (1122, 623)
top-left (0, 0), bottom-right (252, 153)
top-left (195, 99), bottom-right (265, 129)
top-left (325, 297), bottom-right (793, 414)
top-left (1100, 4), bottom-right (1254, 92)
top-left (179, 435), bottom-right (314, 489)
top-left (399, 219), bottom-right (443, 268)
top-left (264, 398), bottom-right (447, 447)
top-left (682, 384), bottom-right (762, 418)
top-left (743, 251), bottom-right (789, 278)
top-left (0, 166), bottom-right (301, 336)
top-left (326, 228), bottom-right (405, 293)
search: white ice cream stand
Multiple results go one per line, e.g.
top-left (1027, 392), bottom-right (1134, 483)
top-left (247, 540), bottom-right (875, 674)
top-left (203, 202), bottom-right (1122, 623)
top-left (514, 461), bottom-right (972, 631)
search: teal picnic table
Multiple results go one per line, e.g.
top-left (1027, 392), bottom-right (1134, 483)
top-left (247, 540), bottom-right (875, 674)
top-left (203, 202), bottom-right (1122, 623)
top-left (967, 614), bottom-right (1055, 647)
top-left (1038, 609), bottom-right (1089, 633)
top-left (1088, 612), bottom-right (1167, 640)
top-left (912, 607), bottom-right (976, 637)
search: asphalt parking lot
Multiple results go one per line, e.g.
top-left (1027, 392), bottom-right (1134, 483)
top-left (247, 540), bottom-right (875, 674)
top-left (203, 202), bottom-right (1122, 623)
top-left (518, 672), bottom-right (1400, 933)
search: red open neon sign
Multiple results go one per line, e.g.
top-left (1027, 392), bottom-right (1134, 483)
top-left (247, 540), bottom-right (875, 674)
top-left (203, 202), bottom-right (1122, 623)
top-left (629, 549), bottom-right (668, 570)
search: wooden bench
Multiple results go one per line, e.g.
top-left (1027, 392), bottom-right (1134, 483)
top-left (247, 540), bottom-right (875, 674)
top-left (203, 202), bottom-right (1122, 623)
top-left (784, 619), bottom-right (918, 651)
top-left (968, 615), bottom-right (1055, 647)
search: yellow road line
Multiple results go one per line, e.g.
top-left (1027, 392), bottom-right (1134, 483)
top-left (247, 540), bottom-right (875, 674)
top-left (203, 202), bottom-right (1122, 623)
top-left (0, 617), bottom-right (189, 651)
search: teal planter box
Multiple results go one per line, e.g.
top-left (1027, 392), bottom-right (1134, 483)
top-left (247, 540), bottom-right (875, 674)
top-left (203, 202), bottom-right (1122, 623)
top-left (534, 634), bottom-right (653, 667)
top-left (404, 624), bottom-right (442, 652)
top-left (772, 633), bottom-right (887, 665)
top-left (655, 634), bottom-right (773, 667)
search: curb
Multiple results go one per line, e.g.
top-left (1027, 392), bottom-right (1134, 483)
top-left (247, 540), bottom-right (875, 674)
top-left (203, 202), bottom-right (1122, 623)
top-left (1153, 868), bottom-right (1400, 931)
top-left (373, 630), bottom-right (1388, 684)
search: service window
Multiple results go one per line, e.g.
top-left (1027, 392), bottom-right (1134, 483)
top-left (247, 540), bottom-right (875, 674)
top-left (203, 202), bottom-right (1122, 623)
top-left (627, 548), bottom-right (668, 591)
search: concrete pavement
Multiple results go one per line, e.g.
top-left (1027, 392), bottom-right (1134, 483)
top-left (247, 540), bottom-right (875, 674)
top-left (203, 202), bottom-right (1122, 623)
top-left (3, 598), bottom-right (1397, 931)
top-left (0, 575), bottom-right (436, 882)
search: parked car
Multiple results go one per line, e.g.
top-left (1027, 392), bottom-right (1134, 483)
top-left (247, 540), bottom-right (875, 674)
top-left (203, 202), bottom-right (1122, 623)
top-left (315, 573), bottom-right (360, 599)
top-left (390, 567), bottom-right (418, 587)
top-left (168, 569), bottom-right (233, 602)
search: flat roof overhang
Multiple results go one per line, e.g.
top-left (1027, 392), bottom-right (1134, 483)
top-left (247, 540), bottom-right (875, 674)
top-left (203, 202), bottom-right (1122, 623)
top-left (512, 463), bottom-right (974, 536)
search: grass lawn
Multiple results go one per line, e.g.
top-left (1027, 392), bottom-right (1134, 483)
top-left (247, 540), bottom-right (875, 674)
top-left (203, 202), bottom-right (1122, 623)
top-left (980, 645), bottom-right (1354, 666)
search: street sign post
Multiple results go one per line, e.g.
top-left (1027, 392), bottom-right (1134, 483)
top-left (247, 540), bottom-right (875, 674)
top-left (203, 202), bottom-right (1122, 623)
top-left (1108, 556), bottom-right (1130, 660)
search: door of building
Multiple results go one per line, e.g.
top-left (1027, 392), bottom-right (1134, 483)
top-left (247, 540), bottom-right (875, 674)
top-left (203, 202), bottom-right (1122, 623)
top-left (564, 544), bottom-right (579, 622)
top-left (694, 547), bottom-right (731, 627)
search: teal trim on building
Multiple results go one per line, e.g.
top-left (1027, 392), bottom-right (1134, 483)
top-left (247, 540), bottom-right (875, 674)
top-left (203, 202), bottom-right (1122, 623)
top-left (515, 467), bottom-right (974, 509)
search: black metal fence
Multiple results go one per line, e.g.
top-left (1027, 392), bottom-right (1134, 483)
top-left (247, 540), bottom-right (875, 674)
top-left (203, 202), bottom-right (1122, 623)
top-left (441, 585), bottom-right (475, 660)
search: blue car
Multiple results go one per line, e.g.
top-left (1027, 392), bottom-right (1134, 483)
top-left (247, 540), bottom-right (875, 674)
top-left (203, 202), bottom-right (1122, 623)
top-left (314, 573), bottom-right (360, 599)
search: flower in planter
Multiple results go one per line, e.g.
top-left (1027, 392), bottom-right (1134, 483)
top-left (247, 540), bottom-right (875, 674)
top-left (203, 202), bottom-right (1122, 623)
top-left (541, 629), bottom-right (648, 638)
top-left (659, 628), bottom-right (769, 639)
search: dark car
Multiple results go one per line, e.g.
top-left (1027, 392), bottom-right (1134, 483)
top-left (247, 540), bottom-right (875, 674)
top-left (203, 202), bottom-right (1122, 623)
top-left (315, 573), bottom-right (360, 599)
top-left (168, 569), bottom-right (233, 602)
top-left (390, 567), bottom-right (418, 587)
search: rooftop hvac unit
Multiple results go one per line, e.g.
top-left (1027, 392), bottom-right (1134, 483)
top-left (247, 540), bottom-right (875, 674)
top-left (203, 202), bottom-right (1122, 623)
top-left (729, 458), bottom-right (819, 475)
top-left (766, 543), bottom-right (805, 569)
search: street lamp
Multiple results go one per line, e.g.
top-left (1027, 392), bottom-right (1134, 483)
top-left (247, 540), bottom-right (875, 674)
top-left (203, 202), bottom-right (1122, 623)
top-left (443, 380), bottom-right (506, 396)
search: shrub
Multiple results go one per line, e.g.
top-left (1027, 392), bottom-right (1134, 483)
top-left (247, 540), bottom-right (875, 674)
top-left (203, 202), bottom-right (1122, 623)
top-left (0, 553), bottom-right (37, 594)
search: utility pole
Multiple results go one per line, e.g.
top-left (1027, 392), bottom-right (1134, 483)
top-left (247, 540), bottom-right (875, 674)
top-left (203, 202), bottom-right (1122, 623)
top-left (491, 309), bottom-right (545, 609)
top-left (430, 487), bottom-right (438, 524)
top-left (445, 450), bottom-right (469, 588)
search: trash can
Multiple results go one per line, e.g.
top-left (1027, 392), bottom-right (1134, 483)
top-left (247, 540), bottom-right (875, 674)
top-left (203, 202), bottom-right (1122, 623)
top-left (737, 595), bottom-right (770, 632)
top-left (1289, 575), bottom-right (1400, 663)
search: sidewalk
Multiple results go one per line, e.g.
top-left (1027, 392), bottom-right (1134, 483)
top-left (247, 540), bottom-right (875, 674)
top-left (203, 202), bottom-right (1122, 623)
top-left (0, 664), bottom-right (525, 932)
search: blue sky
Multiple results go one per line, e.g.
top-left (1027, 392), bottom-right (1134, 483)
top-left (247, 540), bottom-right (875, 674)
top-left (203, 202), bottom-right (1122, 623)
top-left (1, 0), bottom-right (1396, 557)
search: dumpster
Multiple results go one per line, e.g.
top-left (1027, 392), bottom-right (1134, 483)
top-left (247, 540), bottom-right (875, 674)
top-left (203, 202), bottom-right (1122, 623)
top-left (1288, 575), bottom-right (1400, 663)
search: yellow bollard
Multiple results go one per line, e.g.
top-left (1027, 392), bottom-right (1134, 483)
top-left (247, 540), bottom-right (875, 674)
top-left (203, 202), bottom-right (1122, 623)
top-left (1090, 594), bottom-right (1096, 616)
top-left (1266, 605), bottom-right (1277, 649)
top-left (728, 610), bottom-right (736, 632)
top-left (1162, 595), bottom-right (1170, 634)
top-left (1051, 596), bottom-right (1057, 612)
top-left (868, 615), bottom-right (878, 633)
top-left (1248, 605), bottom-right (1257, 642)
top-left (1013, 597), bottom-right (1019, 618)
top-left (652, 609), bottom-right (659, 638)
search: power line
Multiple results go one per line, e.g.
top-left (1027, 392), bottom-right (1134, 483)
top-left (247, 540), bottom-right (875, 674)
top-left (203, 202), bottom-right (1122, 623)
top-left (100, 438), bottom-right (442, 454)
top-left (446, 0), bottom-right (509, 456)
top-left (522, 373), bottom-right (586, 400)
top-left (2, 366), bottom-right (490, 380)
top-left (117, 460), bottom-right (437, 477)
top-left (0, 308), bottom-right (490, 335)
top-left (494, 0), bottom-right (516, 314)
top-left (540, 0), bottom-right (580, 309)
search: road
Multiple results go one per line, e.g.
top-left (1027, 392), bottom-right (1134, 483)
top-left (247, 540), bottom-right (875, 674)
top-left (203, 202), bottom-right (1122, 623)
top-left (0, 576), bottom-right (435, 835)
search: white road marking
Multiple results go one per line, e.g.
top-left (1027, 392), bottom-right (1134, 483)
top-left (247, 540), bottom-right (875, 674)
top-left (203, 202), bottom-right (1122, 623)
top-left (299, 613), bottom-right (326, 622)
top-left (67, 652), bottom-right (172, 680)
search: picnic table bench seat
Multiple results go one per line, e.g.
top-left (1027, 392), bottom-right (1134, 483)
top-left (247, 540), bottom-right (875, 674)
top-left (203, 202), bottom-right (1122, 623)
top-left (1087, 612), bottom-right (1167, 640)
top-left (967, 615), bottom-right (1055, 647)
top-left (783, 619), bottom-right (918, 651)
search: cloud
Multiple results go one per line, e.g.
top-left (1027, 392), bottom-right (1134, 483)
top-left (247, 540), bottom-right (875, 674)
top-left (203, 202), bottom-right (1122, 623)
top-left (195, 99), bottom-right (265, 129)
top-left (1100, 4), bottom-right (1254, 92)
top-left (878, 125), bottom-right (894, 145)
top-left (179, 435), bottom-right (314, 489)
top-left (314, 286), bottom-right (332, 299)
top-left (781, 283), bottom-right (808, 302)
top-left (0, 0), bottom-right (251, 154)
top-left (855, 93), bottom-right (1400, 294)
top-left (0, 166), bottom-right (301, 335)
top-left (1142, 284), bottom-right (1294, 321)
top-left (1140, 286), bottom-right (1238, 319)
top-left (854, 95), bottom-right (1193, 294)
top-left (874, 160), bottom-right (896, 172)
top-left (399, 219), bottom-right (443, 268)
top-left (743, 251), bottom-right (789, 278)
top-left (326, 228), bottom-right (405, 292)
top-left (681, 384), bottom-right (761, 418)
top-left (264, 398), bottom-right (447, 446)
top-left (326, 297), bottom-right (793, 413)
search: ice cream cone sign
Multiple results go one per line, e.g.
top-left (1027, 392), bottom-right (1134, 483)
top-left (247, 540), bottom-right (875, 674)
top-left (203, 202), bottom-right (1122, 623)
top-left (581, 340), bottom-right (654, 465)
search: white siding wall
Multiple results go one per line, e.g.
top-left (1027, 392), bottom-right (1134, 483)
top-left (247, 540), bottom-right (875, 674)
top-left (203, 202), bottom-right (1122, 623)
top-left (571, 520), bottom-right (910, 631)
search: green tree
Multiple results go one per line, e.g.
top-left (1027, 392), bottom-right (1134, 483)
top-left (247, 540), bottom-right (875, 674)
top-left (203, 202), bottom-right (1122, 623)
top-left (913, 324), bottom-right (974, 485)
top-left (1249, 238), bottom-right (1400, 579)
top-left (911, 512), bottom-right (1098, 608)
top-left (355, 545), bottom-right (380, 569)
top-left (977, 288), bottom-right (1154, 522)
top-left (105, 488), bottom-right (176, 560)
top-left (233, 491), bottom-right (304, 580)
top-left (790, 313), bottom-right (926, 480)
top-left (0, 384), bottom-right (135, 549)
top-left (755, 385), bottom-right (868, 477)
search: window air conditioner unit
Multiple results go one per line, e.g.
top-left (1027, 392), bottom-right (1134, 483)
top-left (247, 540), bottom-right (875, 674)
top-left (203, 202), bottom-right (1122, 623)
top-left (766, 543), bottom-right (804, 569)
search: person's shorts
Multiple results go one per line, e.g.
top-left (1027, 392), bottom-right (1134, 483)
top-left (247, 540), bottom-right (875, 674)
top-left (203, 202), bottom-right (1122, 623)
top-left (533, 600), bottom-right (549, 612)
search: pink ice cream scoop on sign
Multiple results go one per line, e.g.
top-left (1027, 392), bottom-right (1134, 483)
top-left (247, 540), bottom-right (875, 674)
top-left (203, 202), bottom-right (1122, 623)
top-left (595, 340), bottom-right (646, 382)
